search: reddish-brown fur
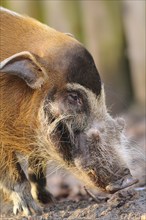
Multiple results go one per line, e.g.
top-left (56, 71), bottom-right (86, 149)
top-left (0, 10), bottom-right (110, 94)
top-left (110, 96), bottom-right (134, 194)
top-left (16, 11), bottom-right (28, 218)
top-left (0, 8), bottom-right (79, 176)
top-left (0, 8), bottom-right (84, 215)
top-left (0, 12), bottom-right (82, 210)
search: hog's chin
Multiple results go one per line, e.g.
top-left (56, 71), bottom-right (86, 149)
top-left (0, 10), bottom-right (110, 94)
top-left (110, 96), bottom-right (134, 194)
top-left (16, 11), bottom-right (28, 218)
top-left (74, 159), bottom-right (103, 188)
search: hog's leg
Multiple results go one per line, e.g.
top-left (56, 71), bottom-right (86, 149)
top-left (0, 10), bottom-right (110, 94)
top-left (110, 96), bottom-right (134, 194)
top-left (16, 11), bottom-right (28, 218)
top-left (28, 157), bottom-right (54, 204)
top-left (0, 152), bottom-right (41, 216)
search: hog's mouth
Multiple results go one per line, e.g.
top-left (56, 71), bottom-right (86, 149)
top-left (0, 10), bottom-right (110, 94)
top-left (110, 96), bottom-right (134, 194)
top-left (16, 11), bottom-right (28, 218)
top-left (105, 176), bottom-right (139, 194)
top-left (87, 168), bottom-right (139, 194)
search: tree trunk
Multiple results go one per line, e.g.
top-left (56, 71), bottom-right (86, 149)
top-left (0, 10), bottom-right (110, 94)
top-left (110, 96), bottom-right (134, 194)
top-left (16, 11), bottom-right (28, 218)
top-left (122, 0), bottom-right (145, 107)
top-left (80, 1), bottom-right (133, 113)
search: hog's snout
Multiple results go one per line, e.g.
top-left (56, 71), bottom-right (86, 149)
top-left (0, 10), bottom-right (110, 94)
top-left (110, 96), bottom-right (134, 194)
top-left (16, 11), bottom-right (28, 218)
top-left (73, 124), bottom-right (139, 194)
top-left (106, 175), bottom-right (139, 194)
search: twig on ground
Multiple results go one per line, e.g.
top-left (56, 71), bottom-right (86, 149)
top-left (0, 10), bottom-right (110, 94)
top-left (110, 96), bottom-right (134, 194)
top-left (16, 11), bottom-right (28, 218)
top-left (84, 186), bottom-right (108, 203)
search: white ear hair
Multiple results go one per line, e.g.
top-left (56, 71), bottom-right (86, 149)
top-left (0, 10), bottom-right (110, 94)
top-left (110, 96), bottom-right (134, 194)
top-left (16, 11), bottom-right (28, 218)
top-left (0, 7), bottom-right (21, 17)
top-left (65, 33), bottom-right (75, 38)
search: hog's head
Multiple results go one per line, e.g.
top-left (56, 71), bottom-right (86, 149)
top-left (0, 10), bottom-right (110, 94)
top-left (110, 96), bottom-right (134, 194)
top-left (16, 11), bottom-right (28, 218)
top-left (42, 45), bottom-right (138, 193)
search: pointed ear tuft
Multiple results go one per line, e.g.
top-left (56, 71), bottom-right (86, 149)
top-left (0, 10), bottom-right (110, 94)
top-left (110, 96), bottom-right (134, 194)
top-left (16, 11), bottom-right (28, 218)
top-left (0, 51), bottom-right (46, 89)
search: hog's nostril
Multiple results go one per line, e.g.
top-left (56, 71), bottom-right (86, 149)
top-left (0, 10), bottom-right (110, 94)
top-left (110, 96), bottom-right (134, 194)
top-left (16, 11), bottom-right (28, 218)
top-left (106, 176), bottom-right (139, 194)
top-left (121, 176), bottom-right (139, 189)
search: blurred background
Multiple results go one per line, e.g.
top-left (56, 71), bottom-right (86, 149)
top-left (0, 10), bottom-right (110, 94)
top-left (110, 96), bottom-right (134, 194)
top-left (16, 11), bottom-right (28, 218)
top-left (0, 0), bottom-right (145, 205)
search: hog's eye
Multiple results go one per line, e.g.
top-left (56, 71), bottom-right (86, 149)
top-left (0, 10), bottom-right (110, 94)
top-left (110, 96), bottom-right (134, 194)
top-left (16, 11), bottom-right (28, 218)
top-left (67, 92), bottom-right (82, 106)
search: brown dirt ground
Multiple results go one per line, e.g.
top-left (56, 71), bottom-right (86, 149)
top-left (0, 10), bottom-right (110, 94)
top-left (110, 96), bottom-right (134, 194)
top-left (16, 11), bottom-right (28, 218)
top-left (0, 188), bottom-right (146, 220)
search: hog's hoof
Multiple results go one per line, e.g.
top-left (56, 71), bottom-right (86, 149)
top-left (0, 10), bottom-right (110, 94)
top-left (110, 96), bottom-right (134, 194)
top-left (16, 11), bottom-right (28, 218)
top-left (11, 191), bottom-right (42, 216)
top-left (106, 176), bottom-right (139, 194)
top-left (36, 188), bottom-right (56, 204)
top-left (11, 181), bottom-right (42, 216)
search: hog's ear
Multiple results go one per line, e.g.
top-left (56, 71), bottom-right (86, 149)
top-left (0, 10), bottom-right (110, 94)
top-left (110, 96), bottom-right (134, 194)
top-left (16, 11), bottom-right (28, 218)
top-left (116, 118), bottom-right (125, 131)
top-left (0, 51), bottom-right (46, 89)
top-left (65, 33), bottom-right (74, 38)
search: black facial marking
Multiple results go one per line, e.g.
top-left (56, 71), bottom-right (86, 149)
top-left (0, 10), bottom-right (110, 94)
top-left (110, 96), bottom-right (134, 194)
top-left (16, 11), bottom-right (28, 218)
top-left (65, 88), bottom-right (90, 116)
top-left (65, 46), bottom-right (101, 96)
top-left (52, 122), bottom-right (74, 163)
